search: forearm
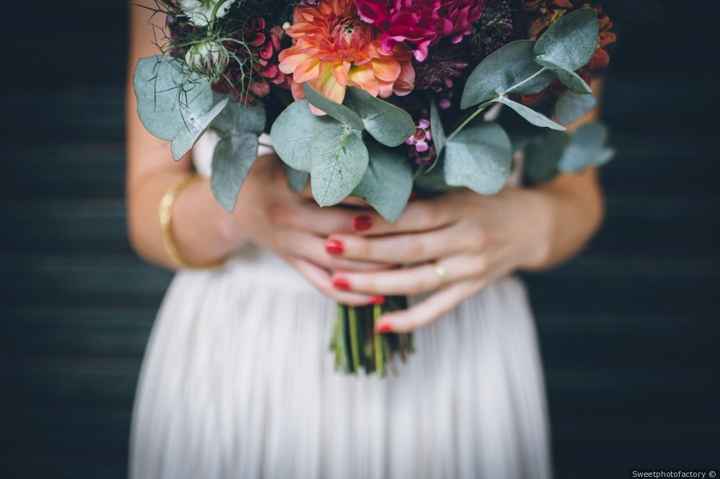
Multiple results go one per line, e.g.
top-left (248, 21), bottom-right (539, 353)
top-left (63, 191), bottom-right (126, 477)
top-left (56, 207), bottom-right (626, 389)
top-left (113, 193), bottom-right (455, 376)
top-left (520, 167), bottom-right (605, 271)
top-left (127, 167), bottom-right (244, 270)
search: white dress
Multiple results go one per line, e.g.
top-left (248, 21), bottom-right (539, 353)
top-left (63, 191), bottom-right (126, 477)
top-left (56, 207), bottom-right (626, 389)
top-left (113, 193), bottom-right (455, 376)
top-left (129, 133), bottom-right (553, 479)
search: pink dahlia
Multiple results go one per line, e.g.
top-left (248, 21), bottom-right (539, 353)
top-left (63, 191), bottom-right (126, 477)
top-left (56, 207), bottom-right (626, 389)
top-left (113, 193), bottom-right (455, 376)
top-left (354, 0), bottom-right (486, 62)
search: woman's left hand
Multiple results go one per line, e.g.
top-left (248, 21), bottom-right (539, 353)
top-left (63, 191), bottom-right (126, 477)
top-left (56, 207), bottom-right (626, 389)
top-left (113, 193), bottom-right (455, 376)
top-left (324, 188), bottom-right (554, 333)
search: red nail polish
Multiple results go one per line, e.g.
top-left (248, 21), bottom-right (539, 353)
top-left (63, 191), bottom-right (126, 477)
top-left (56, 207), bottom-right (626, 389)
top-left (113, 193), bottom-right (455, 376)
top-left (353, 215), bottom-right (373, 232)
top-left (325, 239), bottom-right (344, 255)
top-left (409, 192), bottom-right (418, 200)
top-left (332, 277), bottom-right (351, 291)
top-left (370, 295), bottom-right (385, 305)
top-left (376, 322), bottom-right (393, 334)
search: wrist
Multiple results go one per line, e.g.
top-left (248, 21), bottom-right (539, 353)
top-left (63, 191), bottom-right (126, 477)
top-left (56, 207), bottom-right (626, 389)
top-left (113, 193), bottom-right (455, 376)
top-left (509, 188), bottom-right (555, 271)
top-left (216, 211), bottom-right (248, 254)
top-left (173, 177), bottom-right (248, 262)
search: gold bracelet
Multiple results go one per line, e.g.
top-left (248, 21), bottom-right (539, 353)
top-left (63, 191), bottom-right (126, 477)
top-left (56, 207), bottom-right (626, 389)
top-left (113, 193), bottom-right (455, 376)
top-left (159, 175), bottom-right (226, 270)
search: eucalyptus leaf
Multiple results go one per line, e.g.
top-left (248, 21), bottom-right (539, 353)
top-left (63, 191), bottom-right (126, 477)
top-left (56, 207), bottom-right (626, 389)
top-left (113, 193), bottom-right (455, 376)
top-left (524, 131), bottom-right (569, 184)
top-left (134, 55), bottom-right (214, 142)
top-left (284, 165), bottom-right (309, 193)
top-left (414, 165), bottom-right (452, 193)
top-left (461, 40), bottom-right (554, 109)
top-left (206, 100), bottom-right (266, 210)
top-left (345, 87), bottom-right (415, 147)
top-left (303, 84), bottom-right (364, 131)
top-left (497, 96), bottom-right (566, 131)
top-left (430, 99), bottom-right (446, 157)
top-left (534, 8), bottom-right (599, 73)
top-left (271, 100), bottom-right (340, 172)
top-left (593, 148), bottom-right (616, 167)
top-left (559, 122), bottom-right (615, 171)
top-left (554, 91), bottom-right (597, 125)
top-left (311, 129), bottom-right (369, 206)
top-left (444, 123), bottom-right (513, 194)
top-left (211, 132), bottom-right (259, 211)
top-left (547, 66), bottom-right (592, 94)
top-left (212, 96), bottom-right (266, 134)
top-left (171, 97), bottom-right (229, 160)
top-left (353, 142), bottom-right (413, 222)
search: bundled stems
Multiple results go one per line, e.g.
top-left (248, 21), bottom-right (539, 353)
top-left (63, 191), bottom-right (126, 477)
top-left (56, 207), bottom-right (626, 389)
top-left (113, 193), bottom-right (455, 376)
top-left (329, 297), bottom-right (414, 377)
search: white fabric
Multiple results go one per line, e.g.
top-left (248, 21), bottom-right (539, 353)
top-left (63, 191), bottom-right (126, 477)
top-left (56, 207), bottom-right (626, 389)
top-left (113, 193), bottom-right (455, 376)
top-left (191, 132), bottom-right (274, 177)
top-left (128, 135), bottom-right (552, 479)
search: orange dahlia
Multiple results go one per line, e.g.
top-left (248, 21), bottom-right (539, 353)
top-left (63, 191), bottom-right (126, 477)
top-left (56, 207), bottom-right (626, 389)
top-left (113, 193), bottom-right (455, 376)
top-left (278, 0), bottom-right (415, 109)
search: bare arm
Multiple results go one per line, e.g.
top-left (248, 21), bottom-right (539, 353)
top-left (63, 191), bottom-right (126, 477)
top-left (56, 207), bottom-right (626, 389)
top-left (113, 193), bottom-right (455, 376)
top-left (126, 1), bottom-right (242, 268)
top-left (519, 80), bottom-right (606, 271)
top-left (126, 1), bottom-right (391, 306)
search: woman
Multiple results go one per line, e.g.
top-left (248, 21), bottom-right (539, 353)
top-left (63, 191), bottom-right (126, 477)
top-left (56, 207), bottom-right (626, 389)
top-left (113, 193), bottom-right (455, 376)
top-left (127, 2), bottom-right (605, 478)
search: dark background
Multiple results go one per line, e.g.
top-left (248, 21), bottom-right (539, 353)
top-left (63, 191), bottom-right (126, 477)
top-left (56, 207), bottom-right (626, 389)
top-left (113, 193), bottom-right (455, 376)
top-left (1, 2), bottom-right (718, 478)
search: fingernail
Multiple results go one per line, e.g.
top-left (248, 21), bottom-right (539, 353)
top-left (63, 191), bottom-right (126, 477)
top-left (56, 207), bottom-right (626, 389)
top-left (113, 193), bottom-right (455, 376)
top-left (370, 295), bottom-right (385, 305)
top-left (409, 192), bottom-right (418, 200)
top-left (375, 322), bottom-right (393, 334)
top-left (353, 214), bottom-right (373, 232)
top-left (332, 277), bottom-right (351, 291)
top-left (325, 239), bottom-right (344, 255)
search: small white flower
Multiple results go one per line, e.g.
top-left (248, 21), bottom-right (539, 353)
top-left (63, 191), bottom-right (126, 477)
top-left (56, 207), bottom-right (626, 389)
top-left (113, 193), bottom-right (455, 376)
top-left (179, 0), bottom-right (237, 27)
top-left (185, 40), bottom-right (230, 79)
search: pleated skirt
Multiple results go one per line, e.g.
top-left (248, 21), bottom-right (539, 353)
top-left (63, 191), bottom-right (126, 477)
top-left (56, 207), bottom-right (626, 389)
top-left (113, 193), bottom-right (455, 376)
top-left (129, 248), bottom-right (552, 479)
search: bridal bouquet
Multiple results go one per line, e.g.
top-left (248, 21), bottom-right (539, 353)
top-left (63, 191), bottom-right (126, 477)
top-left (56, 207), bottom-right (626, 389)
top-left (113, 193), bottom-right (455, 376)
top-left (134, 0), bottom-right (616, 376)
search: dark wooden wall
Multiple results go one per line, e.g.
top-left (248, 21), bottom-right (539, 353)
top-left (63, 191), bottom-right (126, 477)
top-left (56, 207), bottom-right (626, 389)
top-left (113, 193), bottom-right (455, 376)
top-left (1, 2), bottom-right (718, 478)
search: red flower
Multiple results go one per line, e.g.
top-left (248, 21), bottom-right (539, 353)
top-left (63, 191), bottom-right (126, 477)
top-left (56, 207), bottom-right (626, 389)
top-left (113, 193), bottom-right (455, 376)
top-left (354, 0), bottom-right (486, 62)
top-left (213, 17), bottom-right (290, 103)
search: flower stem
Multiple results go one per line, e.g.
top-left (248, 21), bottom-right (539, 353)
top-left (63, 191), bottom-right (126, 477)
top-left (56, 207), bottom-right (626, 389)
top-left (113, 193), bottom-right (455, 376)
top-left (448, 67), bottom-right (549, 141)
top-left (447, 100), bottom-right (493, 141)
top-left (373, 304), bottom-right (385, 377)
top-left (337, 305), bottom-right (350, 373)
top-left (505, 66), bottom-right (549, 96)
top-left (348, 307), bottom-right (361, 373)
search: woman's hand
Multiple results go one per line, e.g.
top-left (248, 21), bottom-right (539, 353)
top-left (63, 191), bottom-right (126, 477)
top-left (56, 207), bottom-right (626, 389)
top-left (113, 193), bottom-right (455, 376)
top-left (323, 187), bottom-right (558, 331)
top-left (230, 155), bottom-right (390, 306)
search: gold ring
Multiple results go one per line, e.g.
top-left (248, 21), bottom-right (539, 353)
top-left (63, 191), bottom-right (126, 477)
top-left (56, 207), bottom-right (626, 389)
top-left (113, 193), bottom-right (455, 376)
top-left (433, 262), bottom-right (448, 281)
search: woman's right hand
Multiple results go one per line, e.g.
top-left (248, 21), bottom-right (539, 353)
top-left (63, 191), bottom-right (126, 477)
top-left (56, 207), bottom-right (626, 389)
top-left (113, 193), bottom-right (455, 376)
top-left (229, 155), bottom-right (389, 306)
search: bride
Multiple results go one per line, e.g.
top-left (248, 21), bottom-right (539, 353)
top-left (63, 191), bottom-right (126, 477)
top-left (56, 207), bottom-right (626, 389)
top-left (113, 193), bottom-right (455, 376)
top-left (127, 2), bottom-right (605, 478)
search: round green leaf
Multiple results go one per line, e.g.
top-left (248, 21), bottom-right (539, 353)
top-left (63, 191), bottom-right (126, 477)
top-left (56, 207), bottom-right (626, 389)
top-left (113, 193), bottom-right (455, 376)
top-left (559, 122), bottom-right (615, 171)
top-left (534, 8), bottom-right (600, 73)
top-left (311, 129), bottom-right (369, 206)
top-left (444, 123), bottom-right (513, 194)
top-left (353, 141), bottom-right (413, 222)
top-left (211, 132), bottom-right (259, 211)
top-left (303, 84), bottom-right (364, 131)
top-left (461, 40), bottom-right (554, 110)
top-left (171, 97), bottom-right (229, 160)
top-left (414, 166), bottom-right (452, 193)
top-left (554, 91), bottom-right (597, 125)
top-left (524, 131), bottom-right (569, 184)
top-left (345, 88), bottom-right (415, 147)
top-left (550, 68), bottom-right (592, 94)
top-left (205, 100), bottom-right (266, 210)
top-left (284, 165), bottom-right (310, 193)
top-left (133, 55), bottom-right (214, 141)
top-left (212, 98), bottom-right (266, 134)
top-left (270, 100), bottom-right (340, 172)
